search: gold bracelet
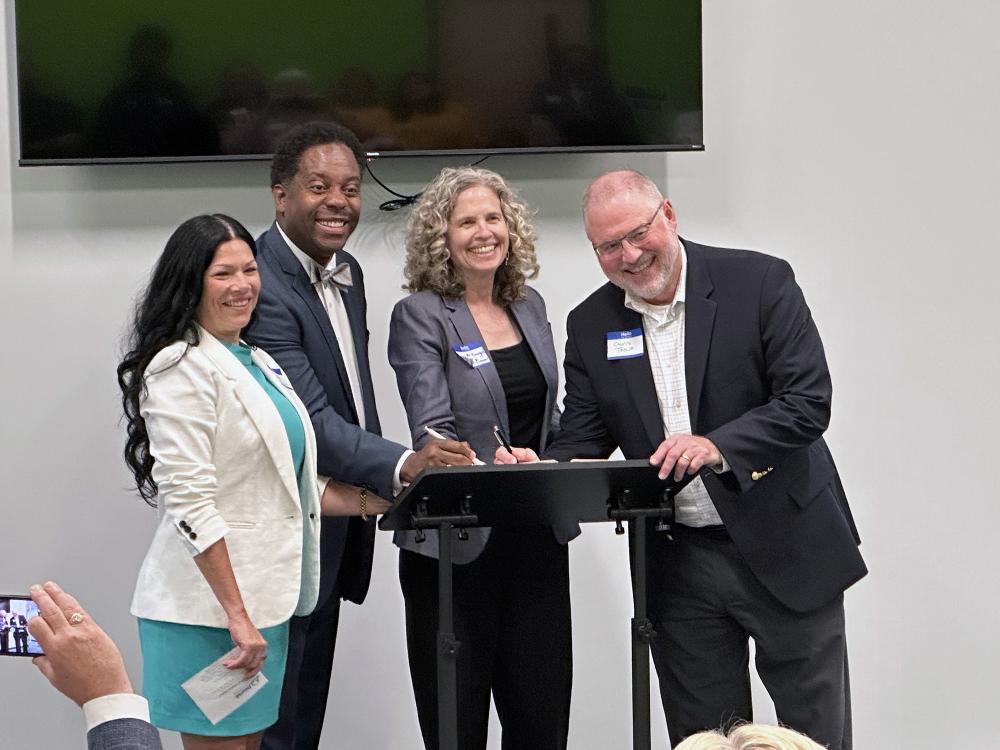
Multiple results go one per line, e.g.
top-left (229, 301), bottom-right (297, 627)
top-left (359, 487), bottom-right (368, 521)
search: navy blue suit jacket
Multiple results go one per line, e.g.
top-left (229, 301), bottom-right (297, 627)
top-left (246, 223), bottom-right (406, 605)
top-left (547, 241), bottom-right (867, 613)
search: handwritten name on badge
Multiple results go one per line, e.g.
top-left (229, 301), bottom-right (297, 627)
top-left (607, 328), bottom-right (645, 360)
top-left (453, 341), bottom-right (492, 368)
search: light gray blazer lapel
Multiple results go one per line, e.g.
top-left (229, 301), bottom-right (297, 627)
top-left (443, 295), bottom-right (509, 432)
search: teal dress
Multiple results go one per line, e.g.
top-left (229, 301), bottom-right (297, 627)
top-left (138, 342), bottom-right (307, 736)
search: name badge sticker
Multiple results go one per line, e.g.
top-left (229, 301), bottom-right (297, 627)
top-left (607, 328), bottom-right (645, 360)
top-left (453, 341), bottom-right (492, 368)
top-left (267, 366), bottom-right (294, 389)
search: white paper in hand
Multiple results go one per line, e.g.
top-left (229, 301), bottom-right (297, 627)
top-left (181, 647), bottom-right (268, 725)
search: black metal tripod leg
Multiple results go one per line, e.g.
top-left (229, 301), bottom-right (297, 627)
top-left (630, 516), bottom-right (653, 750)
top-left (437, 522), bottom-right (459, 750)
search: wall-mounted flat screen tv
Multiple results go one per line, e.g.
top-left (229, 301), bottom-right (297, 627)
top-left (14, 0), bottom-right (702, 165)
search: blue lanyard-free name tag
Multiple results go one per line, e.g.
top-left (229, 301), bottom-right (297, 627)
top-left (607, 328), bottom-right (644, 360)
top-left (454, 341), bottom-right (492, 368)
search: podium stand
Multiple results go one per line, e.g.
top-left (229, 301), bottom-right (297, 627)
top-left (379, 460), bottom-right (694, 750)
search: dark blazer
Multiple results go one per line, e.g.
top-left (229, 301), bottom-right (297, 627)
top-left (388, 288), bottom-right (578, 563)
top-left (245, 223), bottom-right (406, 605)
top-left (87, 718), bottom-right (162, 750)
top-left (547, 241), bottom-right (867, 613)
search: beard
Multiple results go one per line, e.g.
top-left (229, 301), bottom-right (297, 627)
top-left (609, 248), bottom-right (677, 305)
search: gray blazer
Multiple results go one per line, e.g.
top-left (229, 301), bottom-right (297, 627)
top-left (388, 287), bottom-right (580, 563)
top-left (88, 718), bottom-right (162, 750)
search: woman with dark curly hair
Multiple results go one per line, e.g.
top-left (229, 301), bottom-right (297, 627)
top-left (118, 214), bottom-right (385, 749)
top-left (388, 167), bottom-right (577, 749)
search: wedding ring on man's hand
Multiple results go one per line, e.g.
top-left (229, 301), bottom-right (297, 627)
top-left (69, 612), bottom-right (84, 625)
top-left (680, 454), bottom-right (691, 462)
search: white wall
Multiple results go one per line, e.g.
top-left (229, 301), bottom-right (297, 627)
top-left (3, 1), bottom-right (999, 748)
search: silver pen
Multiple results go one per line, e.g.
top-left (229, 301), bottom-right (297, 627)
top-left (423, 425), bottom-right (485, 465)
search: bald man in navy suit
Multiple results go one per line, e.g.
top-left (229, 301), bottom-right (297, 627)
top-left (500, 170), bottom-right (865, 749)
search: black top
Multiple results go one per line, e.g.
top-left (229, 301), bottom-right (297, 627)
top-left (491, 338), bottom-right (547, 453)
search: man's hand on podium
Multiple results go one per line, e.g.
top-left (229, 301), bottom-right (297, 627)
top-left (493, 446), bottom-right (540, 464)
top-left (649, 434), bottom-right (722, 481)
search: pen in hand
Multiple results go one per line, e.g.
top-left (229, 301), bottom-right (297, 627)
top-left (424, 425), bottom-right (485, 465)
top-left (492, 424), bottom-right (517, 463)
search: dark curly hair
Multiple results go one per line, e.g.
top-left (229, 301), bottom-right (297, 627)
top-left (269, 121), bottom-right (365, 187)
top-left (117, 214), bottom-right (256, 505)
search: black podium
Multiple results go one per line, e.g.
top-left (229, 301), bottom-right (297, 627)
top-left (379, 460), bottom-right (694, 750)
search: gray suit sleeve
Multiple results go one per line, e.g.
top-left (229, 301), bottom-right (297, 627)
top-left (387, 296), bottom-right (458, 450)
top-left (87, 719), bottom-right (162, 750)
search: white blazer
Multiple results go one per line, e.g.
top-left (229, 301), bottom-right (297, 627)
top-left (130, 327), bottom-right (321, 628)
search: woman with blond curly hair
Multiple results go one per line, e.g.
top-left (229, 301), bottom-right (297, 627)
top-left (388, 166), bottom-right (576, 749)
top-left (675, 723), bottom-right (825, 750)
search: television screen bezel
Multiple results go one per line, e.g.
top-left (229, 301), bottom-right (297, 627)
top-left (12, 0), bottom-right (705, 167)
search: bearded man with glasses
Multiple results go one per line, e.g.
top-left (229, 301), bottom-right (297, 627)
top-left (497, 169), bottom-right (866, 750)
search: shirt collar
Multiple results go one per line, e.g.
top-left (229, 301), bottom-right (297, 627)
top-left (276, 222), bottom-right (338, 283)
top-left (624, 241), bottom-right (687, 325)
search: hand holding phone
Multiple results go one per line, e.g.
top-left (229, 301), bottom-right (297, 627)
top-left (25, 581), bottom-right (134, 706)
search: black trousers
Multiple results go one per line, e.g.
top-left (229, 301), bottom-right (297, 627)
top-left (646, 526), bottom-right (852, 750)
top-left (261, 588), bottom-right (342, 750)
top-left (399, 527), bottom-right (573, 750)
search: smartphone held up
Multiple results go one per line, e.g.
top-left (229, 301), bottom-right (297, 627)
top-left (1, 595), bottom-right (43, 656)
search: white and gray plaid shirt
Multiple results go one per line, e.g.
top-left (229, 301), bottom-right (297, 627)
top-left (624, 244), bottom-right (724, 527)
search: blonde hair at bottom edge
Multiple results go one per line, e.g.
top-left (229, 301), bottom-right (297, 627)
top-left (674, 723), bottom-right (826, 750)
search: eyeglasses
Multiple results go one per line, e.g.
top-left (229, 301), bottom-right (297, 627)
top-left (593, 205), bottom-right (663, 259)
